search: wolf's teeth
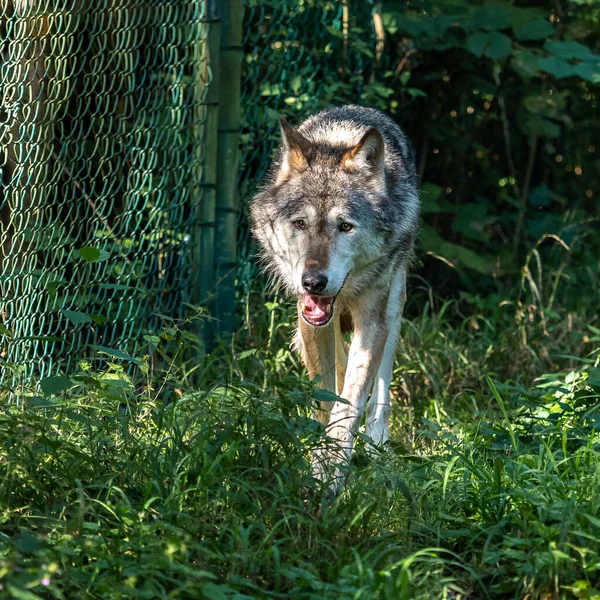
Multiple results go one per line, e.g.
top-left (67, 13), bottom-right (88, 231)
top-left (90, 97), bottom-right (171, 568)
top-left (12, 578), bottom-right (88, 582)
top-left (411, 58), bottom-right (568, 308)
top-left (302, 305), bottom-right (307, 313)
top-left (325, 304), bottom-right (331, 315)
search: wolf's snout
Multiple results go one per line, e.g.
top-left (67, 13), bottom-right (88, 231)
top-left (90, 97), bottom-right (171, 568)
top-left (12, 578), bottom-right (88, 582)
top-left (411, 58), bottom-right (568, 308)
top-left (302, 271), bottom-right (328, 294)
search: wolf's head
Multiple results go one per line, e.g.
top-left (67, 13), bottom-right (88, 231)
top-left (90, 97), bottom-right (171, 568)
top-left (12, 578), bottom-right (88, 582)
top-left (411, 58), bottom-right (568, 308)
top-left (250, 117), bottom-right (405, 327)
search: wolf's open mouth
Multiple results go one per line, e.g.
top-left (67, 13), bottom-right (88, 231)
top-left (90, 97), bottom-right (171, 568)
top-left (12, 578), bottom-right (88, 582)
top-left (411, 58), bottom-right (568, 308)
top-left (301, 294), bottom-right (335, 327)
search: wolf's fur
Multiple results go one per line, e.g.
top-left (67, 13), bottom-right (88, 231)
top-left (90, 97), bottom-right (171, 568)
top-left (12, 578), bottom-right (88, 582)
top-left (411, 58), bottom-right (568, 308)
top-left (250, 105), bottom-right (419, 484)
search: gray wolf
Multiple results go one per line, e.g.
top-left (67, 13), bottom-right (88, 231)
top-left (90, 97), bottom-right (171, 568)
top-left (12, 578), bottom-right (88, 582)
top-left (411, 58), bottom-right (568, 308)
top-left (250, 105), bottom-right (419, 484)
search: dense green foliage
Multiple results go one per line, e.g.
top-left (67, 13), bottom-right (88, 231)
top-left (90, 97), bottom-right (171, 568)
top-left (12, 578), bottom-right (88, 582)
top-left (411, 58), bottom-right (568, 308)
top-left (1, 302), bottom-right (600, 598)
top-left (2, 0), bottom-right (600, 598)
top-left (241, 0), bottom-right (599, 312)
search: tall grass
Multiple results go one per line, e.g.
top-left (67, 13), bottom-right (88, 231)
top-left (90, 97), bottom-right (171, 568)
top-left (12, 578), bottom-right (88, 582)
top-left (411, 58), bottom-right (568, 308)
top-left (1, 282), bottom-right (599, 599)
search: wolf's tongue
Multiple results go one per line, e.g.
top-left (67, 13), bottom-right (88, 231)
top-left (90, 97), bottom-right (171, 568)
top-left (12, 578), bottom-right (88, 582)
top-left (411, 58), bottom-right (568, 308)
top-left (302, 295), bottom-right (333, 317)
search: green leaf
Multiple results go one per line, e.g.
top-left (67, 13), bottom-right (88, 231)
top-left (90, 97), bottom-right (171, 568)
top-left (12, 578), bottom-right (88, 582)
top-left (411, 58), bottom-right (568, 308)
top-left (420, 224), bottom-right (446, 252)
top-left (93, 345), bottom-right (141, 365)
top-left (472, 6), bottom-right (510, 31)
top-left (545, 41), bottom-right (596, 61)
top-left (314, 388), bottom-right (346, 404)
top-left (466, 31), bottom-right (511, 60)
top-left (62, 309), bottom-right (93, 325)
top-left (421, 226), bottom-right (492, 274)
top-left (407, 87), bottom-right (427, 98)
top-left (529, 185), bottom-right (551, 207)
top-left (420, 183), bottom-right (455, 214)
top-left (89, 313), bottom-right (107, 325)
top-left (466, 31), bottom-right (488, 57)
top-left (79, 246), bottom-right (100, 262)
top-left (6, 585), bottom-right (44, 600)
top-left (587, 368), bottom-right (600, 388)
top-left (512, 49), bottom-right (541, 79)
top-left (46, 279), bottom-right (64, 297)
top-left (514, 18), bottom-right (553, 41)
top-left (452, 203), bottom-right (493, 242)
top-left (14, 530), bottom-right (41, 553)
top-left (449, 244), bottom-right (492, 274)
top-left (537, 56), bottom-right (577, 79)
top-left (485, 32), bottom-right (512, 60)
top-left (79, 246), bottom-right (110, 263)
top-left (40, 375), bottom-right (73, 396)
top-left (290, 74), bottom-right (302, 94)
top-left (521, 115), bottom-right (561, 138)
top-left (387, 14), bottom-right (447, 39)
top-left (574, 61), bottom-right (600, 83)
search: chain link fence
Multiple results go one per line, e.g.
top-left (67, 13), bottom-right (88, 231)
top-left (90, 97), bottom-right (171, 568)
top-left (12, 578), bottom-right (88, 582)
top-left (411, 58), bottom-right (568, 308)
top-left (0, 0), bottom-right (380, 381)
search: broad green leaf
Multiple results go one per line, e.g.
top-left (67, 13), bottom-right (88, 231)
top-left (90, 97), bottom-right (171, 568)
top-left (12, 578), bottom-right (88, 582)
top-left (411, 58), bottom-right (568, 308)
top-left (387, 14), bottom-right (450, 39)
top-left (420, 184), bottom-right (455, 214)
top-left (537, 56), bottom-right (577, 79)
top-left (466, 31), bottom-right (488, 57)
top-left (94, 345), bottom-right (141, 365)
top-left (512, 49), bottom-right (541, 79)
top-left (514, 18), bottom-right (553, 41)
top-left (472, 6), bottom-right (510, 31)
top-left (6, 585), bottom-right (44, 600)
top-left (79, 246), bottom-right (100, 262)
top-left (448, 243), bottom-right (492, 274)
top-left (314, 388), bottom-right (344, 403)
top-left (545, 40), bottom-right (596, 61)
top-left (290, 74), bottom-right (302, 94)
top-left (508, 7), bottom-right (548, 30)
top-left (89, 313), bottom-right (108, 325)
top-left (419, 224), bottom-right (446, 252)
top-left (79, 246), bottom-right (110, 263)
top-left (528, 185), bottom-right (551, 207)
top-left (420, 226), bottom-right (492, 274)
top-left (407, 87), bottom-right (427, 98)
top-left (40, 375), bottom-right (73, 396)
top-left (452, 204), bottom-right (493, 242)
top-left (574, 61), bottom-right (600, 83)
top-left (46, 279), bottom-right (64, 297)
top-left (587, 368), bottom-right (600, 388)
top-left (521, 115), bottom-right (561, 138)
top-left (62, 309), bottom-right (93, 325)
top-left (466, 31), bottom-right (511, 60)
top-left (485, 32), bottom-right (512, 60)
top-left (522, 90), bottom-right (569, 117)
top-left (14, 530), bottom-right (41, 553)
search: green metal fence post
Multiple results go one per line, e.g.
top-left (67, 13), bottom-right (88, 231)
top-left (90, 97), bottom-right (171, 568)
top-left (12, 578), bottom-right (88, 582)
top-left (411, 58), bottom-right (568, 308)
top-left (193, 0), bottom-right (220, 351)
top-left (213, 0), bottom-right (243, 339)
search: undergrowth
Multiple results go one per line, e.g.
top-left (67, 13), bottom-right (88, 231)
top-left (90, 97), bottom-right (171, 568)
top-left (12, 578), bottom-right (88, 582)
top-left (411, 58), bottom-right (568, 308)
top-left (1, 282), bottom-right (600, 599)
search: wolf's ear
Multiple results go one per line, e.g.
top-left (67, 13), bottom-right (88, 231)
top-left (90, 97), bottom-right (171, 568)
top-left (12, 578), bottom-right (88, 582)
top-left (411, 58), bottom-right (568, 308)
top-left (341, 128), bottom-right (385, 179)
top-left (277, 117), bottom-right (310, 183)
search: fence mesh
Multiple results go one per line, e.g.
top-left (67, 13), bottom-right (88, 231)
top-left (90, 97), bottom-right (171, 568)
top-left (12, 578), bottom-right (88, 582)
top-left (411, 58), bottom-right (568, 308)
top-left (0, 0), bottom-right (381, 381)
top-left (1, 0), bottom-right (211, 380)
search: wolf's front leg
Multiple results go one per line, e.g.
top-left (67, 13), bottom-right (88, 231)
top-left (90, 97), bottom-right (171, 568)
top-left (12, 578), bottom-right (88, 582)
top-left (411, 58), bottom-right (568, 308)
top-left (296, 303), bottom-right (337, 425)
top-left (322, 293), bottom-right (388, 481)
top-left (365, 268), bottom-right (407, 449)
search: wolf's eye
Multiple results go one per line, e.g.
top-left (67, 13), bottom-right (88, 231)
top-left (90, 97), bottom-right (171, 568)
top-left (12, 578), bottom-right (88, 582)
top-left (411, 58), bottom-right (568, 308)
top-left (339, 222), bottom-right (354, 233)
top-left (292, 219), bottom-right (306, 230)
